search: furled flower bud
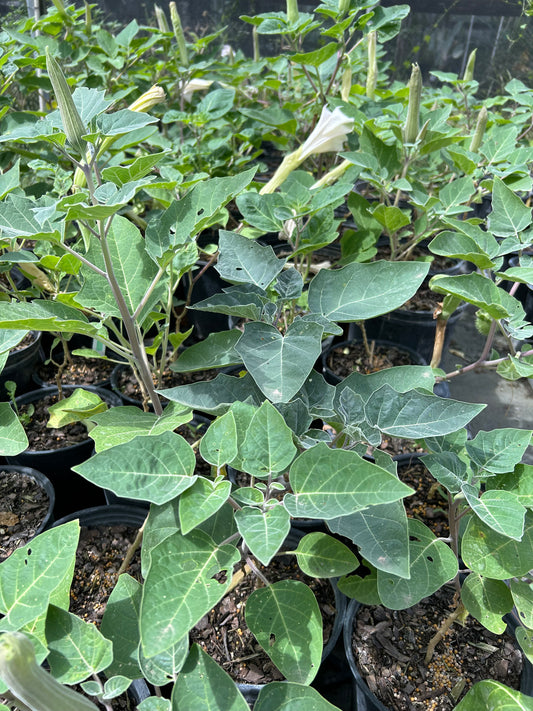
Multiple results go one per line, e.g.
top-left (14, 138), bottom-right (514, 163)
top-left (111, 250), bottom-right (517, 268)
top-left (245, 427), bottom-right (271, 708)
top-left (338, 0), bottom-right (350, 16)
top-left (287, 0), bottom-right (299, 24)
top-left (155, 4), bottom-right (170, 32)
top-left (403, 62), bottom-right (422, 145)
top-left (469, 105), bottom-right (488, 153)
top-left (366, 31), bottom-right (377, 100)
top-left (45, 47), bottom-right (87, 156)
top-left (462, 48), bottom-right (477, 83)
top-left (84, 1), bottom-right (92, 34)
top-left (341, 65), bottom-right (352, 102)
top-left (253, 25), bottom-right (260, 62)
top-left (51, 0), bottom-right (69, 24)
top-left (169, 2), bottom-right (189, 67)
top-left (128, 84), bottom-right (166, 113)
top-left (261, 106), bottom-right (353, 193)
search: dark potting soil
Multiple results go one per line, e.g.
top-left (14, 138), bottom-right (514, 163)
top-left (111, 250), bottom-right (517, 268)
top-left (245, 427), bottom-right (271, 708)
top-left (327, 341), bottom-right (416, 379)
top-left (36, 356), bottom-right (116, 387)
top-left (401, 284), bottom-right (444, 313)
top-left (10, 332), bottom-right (38, 351)
top-left (398, 460), bottom-right (449, 537)
top-left (189, 557), bottom-right (337, 686)
top-left (351, 586), bottom-right (523, 711)
top-left (375, 436), bottom-right (426, 458)
top-left (69, 524), bottom-right (142, 625)
top-left (0, 470), bottom-right (50, 562)
top-left (20, 393), bottom-right (90, 450)
top-left (375, 244), bottom-right (458, 273)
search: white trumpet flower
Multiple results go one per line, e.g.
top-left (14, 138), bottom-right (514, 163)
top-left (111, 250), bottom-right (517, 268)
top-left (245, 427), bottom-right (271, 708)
top-left (182, 78), bottom-right (214, 102)
top-left (261, 106), bottom-right (353, 194)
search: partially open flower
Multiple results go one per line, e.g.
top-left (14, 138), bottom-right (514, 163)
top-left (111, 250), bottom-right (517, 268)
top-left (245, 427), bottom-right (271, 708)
top-left (128, 85), bottom-right (166, 113)
top-left (299, 106), bottom-right (354, 161)
top-left (182, 78), bottom-right (213, 102)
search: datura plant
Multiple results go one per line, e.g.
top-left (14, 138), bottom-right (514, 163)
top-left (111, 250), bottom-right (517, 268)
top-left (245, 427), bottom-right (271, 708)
top-left (0, 6), bottom-right (532, 711)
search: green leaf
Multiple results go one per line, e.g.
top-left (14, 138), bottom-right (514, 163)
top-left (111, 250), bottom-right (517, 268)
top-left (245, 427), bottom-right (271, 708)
top-left (77, 216), bottom-right (163, 321)
top-left (236, 320), bottom-right (323, 403)
top-left (466, 428), bottom-right (533, 474)
top-left (96, 109), bottom-right (158, 137)
top-left (102, 152), bottom-right (168, 185)
top-left (236, 191), bottom-right (289, 232)
top-left (461, 574), bottom-right (513, 634)
top-left (141, 531), bottom-right (240, 657)
top-left (160, 372), bottom-right (263, 416)
top-left (199, 412), bottom-right (238, 468)
top-left (0, 194), bottom-right (61, 240)
top-left (139, 698), bottom-right (172, 711)
top-left (308, 261), bottom-right (430, 322)
top-left (0, 299), bottom-right (98, 336)
top-left (47, 387), bottom-right (107, 427)
top-left (254, 682), bottom-right (342, 710)
top-left (100, 574), bottom-right (142, 680)
top-left (461, 510), bottom-right (533, 579)
top-left (216, 231), bottom-right (285, 288)
top-left (377, 520), bottom-right (458, 609)
top-left (235, 505), bottom-right (290, 566)
top-left (510, 579), bottom-right (533, 628)
top-left (197, 88), bottom-right (235, 119)
top-left (179, 478), bottom-right (232, 535)
top-left (191, 285), bottom-right (268, 322)
top-left (515, 628), bottom-right (533, 666)
top-left (284, 443), bottom-right (413, 519)
top-left (433, 272), bottom-right (524, 320)
top-left (295, 532), bottom-right (358, 578)
top-left (171, 644), bottom-right (248, 711)
top-left (371, 204), bottom-right (410, 234)
top-left (246, 580), bottom-right (322, 684)
top-left (422, 452), bottom-right (466, 493)
top-left (462, 485), bottom-right (526, 540)
top-left (429, 229), bottom-right (500, 270)
top-left (239, 400), bottom-right (297, 477)
top-left (365, 385), bottom-right (485, 438)
top-left (335, 366), bottom-right (437, 405)
top-left (89, 403), bottom-right (192, 452)
top-left (0, 522), bottom-right (79, 629)
top-left (0, 160), bottom-right (20, 200)
top-left (139, 634), bottom-right (189, 687)
top-left (291, 41), bottom-right (338, 66)
top-left (455, 680), bottom-right (533, 710)
top-left (171, 331), bottom-right (242, 372)
top-left (327, 501), bottom-right (410, 578)
top-left (488, 177), bottom-right (532, 238)
top-left (46, 605), bottom-right (113, 684)
top-left (488, 464), bottom-right (533, 506)
top-left (102, 676), bottom-right (131, 700)
top-left (74, 431), bottom-right (197, 505)
top-left (0, 402), bottom-right (28, 456)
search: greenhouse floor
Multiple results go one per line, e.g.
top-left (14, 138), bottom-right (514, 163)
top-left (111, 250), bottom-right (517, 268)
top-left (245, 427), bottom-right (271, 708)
top-left (441, 305), bottom-right (533, 464)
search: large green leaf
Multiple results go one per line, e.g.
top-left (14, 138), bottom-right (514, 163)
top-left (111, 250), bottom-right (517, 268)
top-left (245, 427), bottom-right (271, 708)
top-left (97, 109), bottom-right (158, 137)
top-left (235, 191), bottom-right (288, 232)
top-left (47, 387), bottom-right (108, 427)
top-left (510, 579), bottom-right (533, 628)
top-left (140, 531), bottom-right (240, 657)
top-left (77, 216), bottom-right (163, 321)
top-left (159, 372), bottom-right (263, 416)
top-left (171, 644), bottom-right (248, 711)
top-left (89, 403), bottom-right (192, 452)
top-left (0, 194), bottom-right (61, 240)
top-left (455, 680), bottom-right (533, 710)
top-left (171, 331), bottom-right (242, 372)
top-left (141, 500), bottom-right (181, 578)
top-left (462, 485), bottom-right (526, 540)
top-left (335, 366), bottom-right (437, 406)
top-left (284, 443), bottom-right (413, 519)
top-left (327, 501), bottom-right (410, 578)
top-left (307, 261), bottom-right (430, 321)
top-left (488, 177), bottom-right (533, 238)
top-left (235, 320), bottom-right (323, 403)
top-left (0, 299), bottom-right (100, 336)
top-left (46, 605), bottom-right (113, 684)
top-left (139, 634), bottom-right (189, 687)
top-left (0, 402), bottom-right (28, 456)
top-left (461, 510), bottom-right (533, 579)
top-left (190, 285), bottom-right (269, 322)
top-left (254, 682), bottom-right (342, 711)
top-left (294, 532), bottom-right (358, 578)
top-left (239, 400), bottom-right (297, 477)
top-left (73, 431), bottom-right (197, 505)
top-left (461, 574), bottom-right (513, 634)
top-left (235, 505), bottom-right (290, 565)
top-left (487, 464), bottom-right (533, 506)
top-left (0, 521), bottom-right (79, 629)
top-left (245, 580), bottom-right (322, 684)
top-left (365, 385), bottom-right (485, 437)
top-left (429, 227), bottom-right (500, 270)
top-left (377, 520), bottom-right (458, 609)
top-left (217, 231), bottom-right (285, 288)
top-left (179, 478), bottom-right (232, 535)
top-left (430, 273), bottom-right (524, 320)
top-left (422, 452), bottom-right (466, 493)
top-left (100, 574), bottom-right (143, 680)
top-left (466, 428), bottom-right (533, 474)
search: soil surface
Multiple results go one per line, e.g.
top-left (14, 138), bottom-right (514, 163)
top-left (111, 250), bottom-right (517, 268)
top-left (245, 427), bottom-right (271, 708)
top-left (326, 341), bottom-right (417, 379)
top-left (189, 556), bottom-right (337, 686)
top-left (0, 469), bottom-right (51, 561)
top-left (114, 364), bottom-right (222, 405)
top-left (21, 393), bottom-right (94, 451)
top-left (351, 587), bottom-right (523, 711)
top-left (398, 459), bottom-right (449, 537)
top-left (69, 524), bottom-right (142, 625)
top-left (35, 356), bottom-right (116, 387)
top-left (375, 243), bottom-right (458, 273)
top-left (401, 284), bottom-right (445, 313)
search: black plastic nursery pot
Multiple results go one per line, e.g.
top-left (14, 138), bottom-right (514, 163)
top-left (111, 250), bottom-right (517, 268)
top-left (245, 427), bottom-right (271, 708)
top-left (6, 385), bottom-right (122, 519)
top-left (177, 259), bottom-right (232, 341)
top-left (0, 330), bottom-right (42, 397)
top-left (0, 464), bottom-right (55, 562)
top-left (343, 598), bottom-right (533, 711)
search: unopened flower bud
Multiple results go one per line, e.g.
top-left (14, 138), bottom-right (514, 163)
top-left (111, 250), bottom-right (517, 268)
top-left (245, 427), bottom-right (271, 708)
top-left (341, 65), bottom-right (352, 102)
top-left (462, 48), bottom-right (477, 83)
top-left (45, 47), bottom-right (87, 156)
top-left (366, 31), bottom-right (377, 100)
top-left (84, 1), bottom-right (92, 34)
top-left (403, 63), bottom-right (422, 145)
top-left (338, 0), bottom-right (350, 15)
top-left (469, 105), bottom-right (488, 153)
top-left (169, 2), bottom-right (189, 67)
top-left (128, 85), bottom-right (166, 113)
top-left (155, 4), bottom-right (170, 32)
top-left (287, 0), bottom-right (299, 24)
